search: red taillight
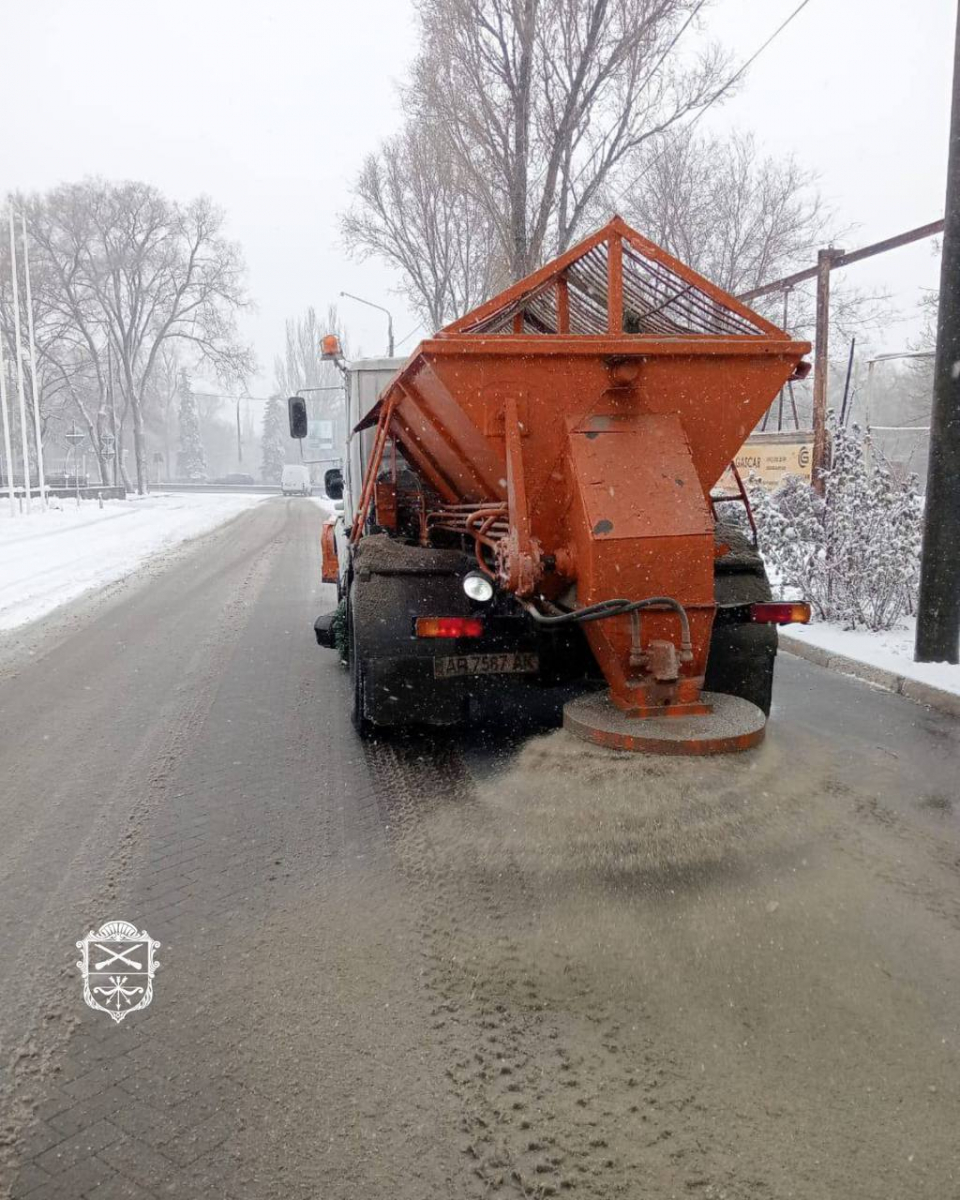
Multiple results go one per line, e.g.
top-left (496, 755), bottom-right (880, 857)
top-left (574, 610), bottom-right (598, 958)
top-left (415, 616), bottom-right (484, 639)
top-left (750, 602), bottom-right (811, 626)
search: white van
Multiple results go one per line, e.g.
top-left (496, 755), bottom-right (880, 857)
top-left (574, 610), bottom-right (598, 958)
top-left (280, 464), bottom-right (312, 496)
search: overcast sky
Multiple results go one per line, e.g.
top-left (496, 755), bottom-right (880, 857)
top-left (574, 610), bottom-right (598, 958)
top-left (2, 0), bottom-right (955, 397)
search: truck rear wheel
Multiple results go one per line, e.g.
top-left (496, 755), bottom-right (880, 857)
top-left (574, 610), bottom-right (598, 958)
top-left (704, 522), bottom-right (777, 716)
top-left (349, 536), bottom-right (479, 731)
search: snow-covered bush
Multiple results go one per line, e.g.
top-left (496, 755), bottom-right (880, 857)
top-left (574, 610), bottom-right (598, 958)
top-left (750, 421), bottom-right (923, 631)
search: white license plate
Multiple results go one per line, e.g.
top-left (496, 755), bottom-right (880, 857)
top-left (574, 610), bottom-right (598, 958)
top-left (434, 652), bottom-right (539, 679)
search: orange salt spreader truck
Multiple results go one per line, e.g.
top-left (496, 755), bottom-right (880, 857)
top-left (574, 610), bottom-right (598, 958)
top-left (299, 218), bottom-right (812, 755)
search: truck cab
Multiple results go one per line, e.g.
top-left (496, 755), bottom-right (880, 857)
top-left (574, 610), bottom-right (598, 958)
top-left (319, 357), bottom-right (408, 596)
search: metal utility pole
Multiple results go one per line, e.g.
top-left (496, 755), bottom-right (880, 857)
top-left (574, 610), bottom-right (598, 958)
top-left (916, 4), bottom-right (960, 665)
top-left (0, 316), bottom-right (16, 515)
top-left (740, 220), bottom-right (946, 306)
top-left (107, 344), bottom-right (121, 487)
top-left (340, 291), bottom-right (394, 356)
top-left (8, 210), bottom-right (33, 513)
top-left (811, 248), bottom-right (843, 492)
top-left (740, 218), bottom-right (946, 460)
top-left (21, 211), bottom-right (46, 508)
top-left (190, 391), bottom-right (269, 471)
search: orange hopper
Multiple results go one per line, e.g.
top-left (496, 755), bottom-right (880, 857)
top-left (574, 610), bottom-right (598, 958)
top-left (353, 217), bottom-right (811, 746)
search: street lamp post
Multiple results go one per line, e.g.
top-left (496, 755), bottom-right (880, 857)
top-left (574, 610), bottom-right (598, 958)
top-left (0, 308), bottom-right (16, 516)
top-left (8, 210), bottom-right (34, 512)
top-left (339, 291), bottom-right (395, 357)
top-left (21, 211), bottom-right (47, 509)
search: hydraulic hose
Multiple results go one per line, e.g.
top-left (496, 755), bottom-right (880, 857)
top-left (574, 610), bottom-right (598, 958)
top-left (521, 595), bottom-right (693, 658)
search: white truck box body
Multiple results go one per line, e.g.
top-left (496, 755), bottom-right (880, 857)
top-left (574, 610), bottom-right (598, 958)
top-left (342, 357), bottom-right (408, 524)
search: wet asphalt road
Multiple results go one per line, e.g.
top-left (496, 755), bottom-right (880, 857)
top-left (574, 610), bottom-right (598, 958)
top-left (0, 497), bottom-right (958, 1199)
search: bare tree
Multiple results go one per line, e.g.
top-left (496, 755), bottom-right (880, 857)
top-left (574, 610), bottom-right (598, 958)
top-left (618, 129), bottom-right (829, 295)
top-left (619, 128), bottom-right (891, 374)
top-left (273, 305), bottom-right (346, 397)
top-left (913, 284), bottom-right (938, 352)
top-left (22, 180), bottom-right (253, 493)
top-left (274, 305), bottom-right (350, 452)
top-left (342, 124), bottom-right (503, 330)
top-left (1, 214), bottom-right (125, 485)
top-left (408, 0), bottom-right (730, 279)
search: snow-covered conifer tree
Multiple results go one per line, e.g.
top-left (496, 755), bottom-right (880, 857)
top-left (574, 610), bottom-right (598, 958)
top-left (260, 396), bottom-right (287, 484)
top-left (176, 371), bottom-right (207, 481)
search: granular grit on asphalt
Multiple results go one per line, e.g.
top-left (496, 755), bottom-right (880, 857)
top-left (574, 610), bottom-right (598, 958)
top-left (472, 728), bottom-right (795, 883)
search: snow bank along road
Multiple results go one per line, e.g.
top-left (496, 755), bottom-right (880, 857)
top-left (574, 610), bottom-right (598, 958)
top-left (0, 498), bottom-right (958, 1200)
top-left (0, 492), bottom-right (267, 632)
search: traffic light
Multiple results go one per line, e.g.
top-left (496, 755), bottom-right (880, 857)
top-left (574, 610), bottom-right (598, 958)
top-left (287, 396), bottom-right (308, 439)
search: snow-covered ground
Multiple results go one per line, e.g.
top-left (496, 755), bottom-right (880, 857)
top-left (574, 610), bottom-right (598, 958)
top-left (0, 492), bottom-right (268, 631)
top-left (784, 617), bottom-right (960, 697)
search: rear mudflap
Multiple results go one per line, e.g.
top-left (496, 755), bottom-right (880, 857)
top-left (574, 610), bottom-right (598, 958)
top-left (361, 656), bottom-right (466, 727)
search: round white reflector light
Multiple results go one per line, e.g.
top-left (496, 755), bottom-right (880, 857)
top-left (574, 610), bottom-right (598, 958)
top-left (463, 572), bottom-right (494, 603)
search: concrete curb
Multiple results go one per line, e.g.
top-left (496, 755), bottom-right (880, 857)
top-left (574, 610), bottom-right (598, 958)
top-left (779, 633), bottom-right (960, 719)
